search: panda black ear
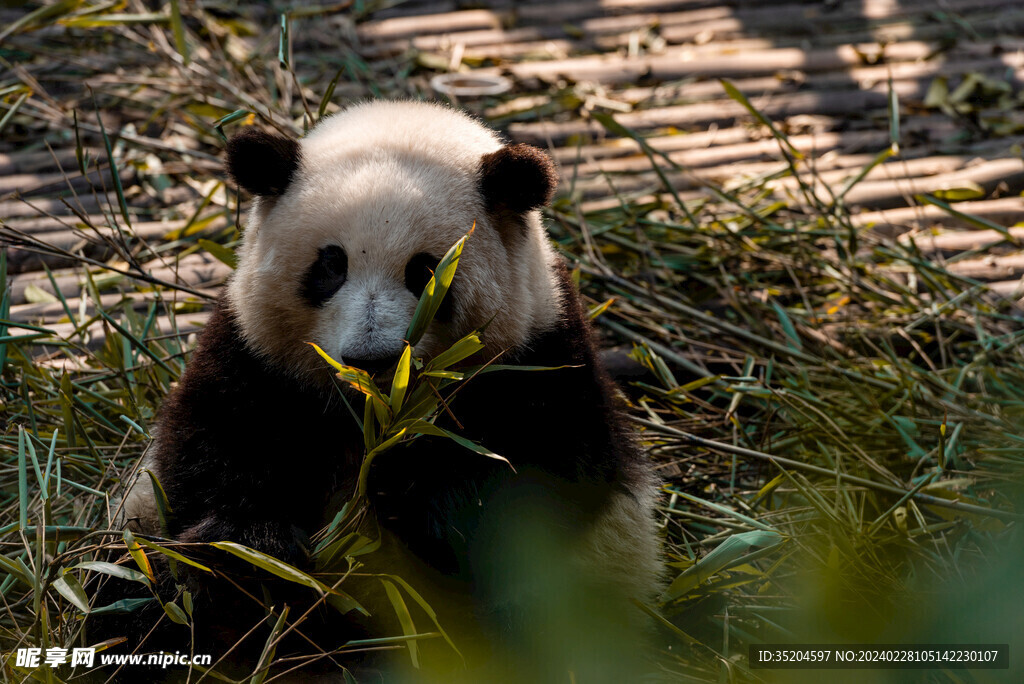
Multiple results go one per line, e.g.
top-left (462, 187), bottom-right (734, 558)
top-left (225, 128), bottom-right (301, 197)
top-left (479, 143), bottom-right (558, 214)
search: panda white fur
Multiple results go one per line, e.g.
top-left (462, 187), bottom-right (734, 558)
top-left (110, 100), bottom-right (662, 681)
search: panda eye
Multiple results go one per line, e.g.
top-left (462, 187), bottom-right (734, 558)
top-left (300, 245), bottom-right (348, 307)
top-left (404, 252), bottom-right (438, 296)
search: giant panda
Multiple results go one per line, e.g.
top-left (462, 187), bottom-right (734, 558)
top-left (110, 100), bottom-right (663, 682)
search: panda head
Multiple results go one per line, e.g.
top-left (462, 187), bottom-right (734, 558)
top-left (224, 101), bottom-right (563, 382)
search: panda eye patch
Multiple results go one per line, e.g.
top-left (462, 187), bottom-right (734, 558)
top-left (300, 245), bottom-right (348, 307)
top-left (404, 252), bottom-right (438, 296)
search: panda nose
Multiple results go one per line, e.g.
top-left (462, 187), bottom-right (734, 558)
top-left (344, 354), bottom-right (401, 375)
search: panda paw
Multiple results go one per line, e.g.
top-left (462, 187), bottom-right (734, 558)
top-left (245, 522), bottom-right (311, 568)
top-left (179, 517), bottom-right (311, 568)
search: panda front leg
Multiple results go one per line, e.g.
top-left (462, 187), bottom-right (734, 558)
top-left (175, 513), bottom-right (312, 567)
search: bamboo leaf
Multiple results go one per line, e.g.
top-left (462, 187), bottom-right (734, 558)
top-left (380, 579), bottom-right (420, 668)
top-left (135, 538), bottom-right (213, 573)
top-left (424, 333), bottom-right (483, 372)
top-left (61, 13), bottom-right (170, 27)
top-left (837, 144), bottom-right (897, 200)
top-left (164, 601), bottom-right (189, 625)
top-left (53, 573), bottom-right (91, 613)
top-left (210, 542), bottom-right (325, 594)
top-left (142, 469), bottom-right (175, 536)
top-left (250, 605), bottom-right (288, 684)
top-left (198, 239), bottom-right (237, 269)
top-left (17, 427), bottom-right (27, 530)
top-left (213, 109), bottom-right (253, 142)
top-left (437, 428), bottom-right (512, 469)
top-left (75, 561), bottom-right (151, 586)
top-left (0, 554), bottom-right (34, 587)
top-left (720, 79), bottom-right (802, 158)
top-left (382, 574), bottom-right (463, 661)
top-left (663, 530), bottom-right (785, 600)
top-left (930, 181), bottom-right (986, 202)
top-left (389, 344), bottom-right (412, 413)
top-left (308, 343), bottom-right (390, 415)
top-left (406, 226), bottom-right (473, 347)
top-left (0, 0), bottom-right (81, 42)
top-left (123, 530), bottom-right (155, 582)
top-left (916, 194), bottom-right (1019, 245)
top-left (770, 301), bottom-right (803, 352)
top-left (168, 0), bottom-right (189, 65)
top-left (318, 66), bottom-right (345, 120)
top-left (90, 598), bottom-right (155, 615)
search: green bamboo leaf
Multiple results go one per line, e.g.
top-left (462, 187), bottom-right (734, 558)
top-left (383, 574), bottom-right (463, 661)
top-left (394, 382), bottom-right (440, 423)
top-left (663, 530), bottom-right (785, 601)
top-left (53, 573), bottom-right (91, 613)
top-left (720, 79), bottom-right (802, 159)
top-left (74, 561), bottom-right (151, 587)
top-left (424, 333), bottom-right (484, 372)
top-left (60, 13), bottom-right (169, 27)
top-left (198, 239), bottom-right (237, 269)
top-left (437, 428), bottom-right (512, 469)
top-left (588, 297), bottom-right (616, 320)
top-left (93, 97), bottom-right (132, 229)
top-left (326, 590), bottom-right (369, 618)
top-left (0, 554), bottom-right (34, 587)
top-left (931, 181), bottom-right (986, 202)
top-left (98, 310), bottom-right (176, 374)
top-left (210, 542), bottom-right (325, 594)
top-left (142, 468), bottom-right (175, 535)
top-left (250, 605), bottom-right (288, 684)
top-left (420, 370), bottom-right (464, 380)
top-left (669, 375), bottom-right (722, 396)
top-left (837, 143), bottom-right (897, 200)
top-left (672, 491), bottom-right (778, 532)
top-left (0, 91), bottom-right (29, 139)
top-left (366, 427), bottom-right (409, 459)
top-left (42, 429), bottom-right (57, 495)
top-left (164, 601), bottom-right (189, 625)
top-left (887, 75), bottom-right (901, 147)
top-left (278, 13), bottom-right (290, 69)
top-left (309, 343), bottom-right (390, 415)
top-left (393, 419), bottom-right (447, 438)
top-left (24, 433), bottom-right (43, 501)
top-left (362, 394), bottom-right (376, 452)
top-left (135, 538), bottom-right (214, 573)
top-left (123, 530), bottom-right (155, 582)
top-left (0, 0), bottom-right (81, 42)
top-left (17, 427), bottom-right (27, 530)
top-left (380, 579), bottom-right (420, 668)
top-left (590, 111), bottom-right (643, 144)
top-left (916, 194), bottom-right (1019, 245)
top-left (355, 428), bottom-right (410, 500)
top-left (406, 226), bottom-right (473, 347)
top-left (389, 344), bottom-right (412, 413)
top-left (318, 66), bottom-right (345, 120)
top-left (213, 109), bottom-right (252, 142)
top-left (90, 597), bottom-right (155, 615)
top-left (168, 0), bottom-right (189, 65)
top-left (457, 364), bottom-right (573, 377)
top-left (629, 343), bottom-right (677, 389)
top-left (72, 109), bottom-right (89, 175)
top-left (770, 301), bottom-right (803, 352)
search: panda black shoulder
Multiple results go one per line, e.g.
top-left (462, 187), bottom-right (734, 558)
top-left (148, 300), bottom-right (356, 555)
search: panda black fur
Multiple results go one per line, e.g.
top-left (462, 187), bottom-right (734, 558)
top-left (107, 101), bottom-right (663, 681)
